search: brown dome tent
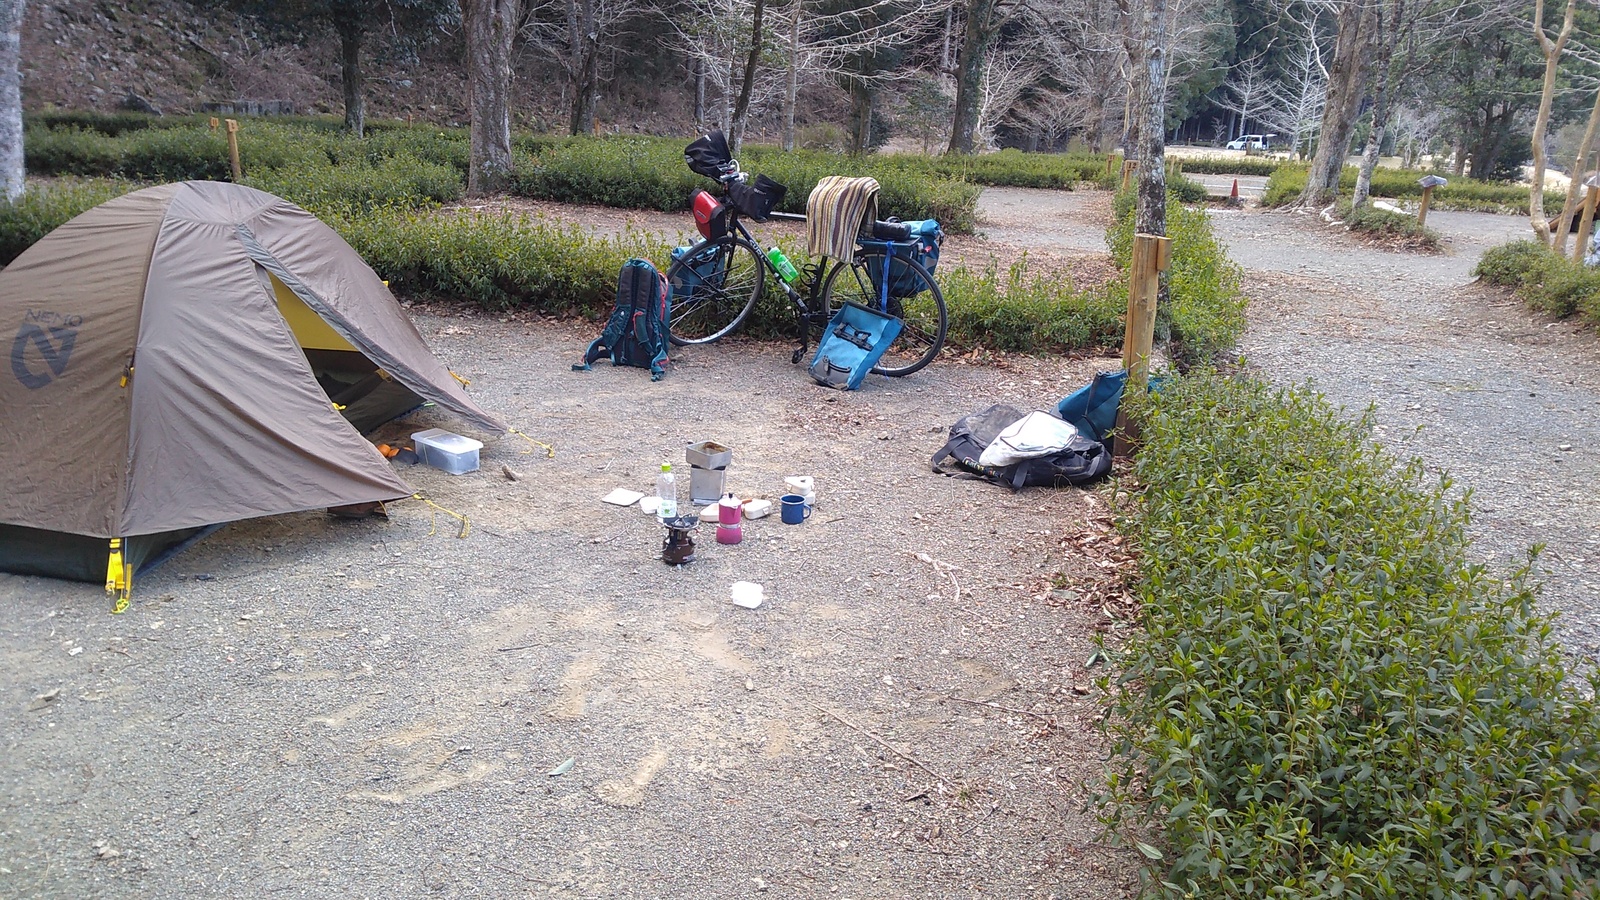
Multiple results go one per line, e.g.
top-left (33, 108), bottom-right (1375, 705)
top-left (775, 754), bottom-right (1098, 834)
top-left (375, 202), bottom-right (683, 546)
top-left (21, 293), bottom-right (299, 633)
top-left (1, 181), bottom-right (505, 601)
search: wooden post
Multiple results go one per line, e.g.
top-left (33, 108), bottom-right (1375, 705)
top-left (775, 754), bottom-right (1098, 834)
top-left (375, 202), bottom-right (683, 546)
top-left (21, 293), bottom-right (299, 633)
top-left (225, 119), bottom-right (241, 181)
top-left (1574, 186), bottom-right (1599, 263)
top-left (208, 116), bottom-right (219, 130)
top-left (1114, 233), bottom-right (1172, 457)
top-left (1417, 184), bottom-right (1435, 228)
top-left (1105, 153), bottom-right (1115, 177)
top-left (1121, 160), bottom-right (1138, 191)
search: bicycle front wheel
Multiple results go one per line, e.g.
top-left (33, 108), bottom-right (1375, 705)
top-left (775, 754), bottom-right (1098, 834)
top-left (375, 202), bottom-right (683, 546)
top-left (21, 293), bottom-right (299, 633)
top-left (666, 235), bottom-right (765, 346)
top-left (820, 251), bottom-right (948, 377)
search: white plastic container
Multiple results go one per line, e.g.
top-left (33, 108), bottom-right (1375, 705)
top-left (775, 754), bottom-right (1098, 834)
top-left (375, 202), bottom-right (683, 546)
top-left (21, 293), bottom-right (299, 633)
top-left (412, 428), bottom-right (483, 475)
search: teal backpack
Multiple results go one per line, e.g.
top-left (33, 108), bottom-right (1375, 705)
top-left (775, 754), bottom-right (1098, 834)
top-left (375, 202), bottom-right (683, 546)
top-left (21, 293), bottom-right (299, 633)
top-left (575, 258), bottom-right (672, 381)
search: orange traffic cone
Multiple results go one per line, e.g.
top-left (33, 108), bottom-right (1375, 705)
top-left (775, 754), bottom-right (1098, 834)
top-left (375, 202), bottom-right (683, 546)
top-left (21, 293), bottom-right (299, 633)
top-left (1229, 178), bottom-right (1242, 207)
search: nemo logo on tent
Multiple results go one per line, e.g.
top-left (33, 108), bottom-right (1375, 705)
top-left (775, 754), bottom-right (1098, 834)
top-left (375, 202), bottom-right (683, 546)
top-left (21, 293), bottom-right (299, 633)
top-left (10, 310), bottom-right (82, 389)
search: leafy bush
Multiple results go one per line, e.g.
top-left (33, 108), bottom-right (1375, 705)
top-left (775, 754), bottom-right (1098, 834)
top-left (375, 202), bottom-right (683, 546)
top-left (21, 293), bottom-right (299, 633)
top-left (925, 149), bottom-right (1105, 189)
top-left (513, 136), bottom-right (984, 234)
top-left (1168, 175), bottom-right (1208, 204)
top-left (1108, 191), bottom-right (1246, 366)
top-left (25, 109), bottom-right (162, 136)
top-left (1264, 165), bottom-right (1564, 214)
top-left (0, 178), bottom-right (138, 264)
top-left (1474, 239), bottom-right (1600, 319)
top-left (330, 206), bottom-right (664, 314)
top-left (1105, 373), bottom-right (1600, 898)
top-left (1340, 201), bottom-right (1440, 250)
top-left (1175, 155), bottom-right (1283, 177)
top-left (940, 255), bottom-right (1125, 353)
top-left (244, 153), bottom-right (462, 216)
top-left (1474, 240), bottom-right (1551, 286)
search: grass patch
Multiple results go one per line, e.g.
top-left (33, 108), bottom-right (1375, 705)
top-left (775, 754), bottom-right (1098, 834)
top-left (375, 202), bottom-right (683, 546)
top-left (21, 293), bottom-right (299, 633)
top-left (1104, 372), bottom-right (1600, 897)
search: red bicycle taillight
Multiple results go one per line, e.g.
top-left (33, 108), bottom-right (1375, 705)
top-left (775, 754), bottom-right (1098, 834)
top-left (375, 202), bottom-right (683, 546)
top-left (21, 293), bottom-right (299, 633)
top-left (692, 190), bottom-right (727, 239)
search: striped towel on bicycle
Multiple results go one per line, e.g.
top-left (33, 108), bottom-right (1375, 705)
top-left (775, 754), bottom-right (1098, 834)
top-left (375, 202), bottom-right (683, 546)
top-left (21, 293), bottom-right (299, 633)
top-left (806, 176), bottom-right (879, 262)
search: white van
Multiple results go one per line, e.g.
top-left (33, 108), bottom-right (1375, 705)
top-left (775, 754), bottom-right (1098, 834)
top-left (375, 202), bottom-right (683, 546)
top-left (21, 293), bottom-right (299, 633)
top-left (1226, 134), bottom-right (1273, 151)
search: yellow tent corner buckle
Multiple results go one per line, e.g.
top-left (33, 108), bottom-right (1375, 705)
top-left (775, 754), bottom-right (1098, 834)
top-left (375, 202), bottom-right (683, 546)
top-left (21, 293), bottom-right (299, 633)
top-left (106, 538), bottom-right (132, 613)
top-left (450, 370), bottom-right (470, 387)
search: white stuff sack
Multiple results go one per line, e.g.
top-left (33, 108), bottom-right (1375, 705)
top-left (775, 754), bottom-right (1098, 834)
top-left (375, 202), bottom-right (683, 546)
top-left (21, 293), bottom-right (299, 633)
top-left (977, 411), bottom-right (1081, 468)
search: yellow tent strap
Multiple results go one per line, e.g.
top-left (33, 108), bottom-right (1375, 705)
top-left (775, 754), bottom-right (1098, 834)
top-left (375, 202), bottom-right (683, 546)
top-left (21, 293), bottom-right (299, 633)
top-left (449, 370), bottom-right (471, 387)
top-left (106, 538), bottom-right (132, 614)
top-left (508, 427), bottom-right (554, 458)
top-left (414, 493), bottom-right (470, 539)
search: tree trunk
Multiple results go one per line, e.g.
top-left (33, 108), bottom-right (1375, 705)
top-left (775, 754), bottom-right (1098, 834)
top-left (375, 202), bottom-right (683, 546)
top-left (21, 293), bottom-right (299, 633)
top-left (0, 0), bottom-right (24, 202)
top-left (781, 0), bottom-right (800, 151)
top-left (335, 17), bottom-right (365, 138)
top-left (693, 58), bottom-right (706, 128)
top-left (464, 0), bottom-right (519, 196)
top-left (569, 0), bottom-right (599, 136)
top-left (1529, 0), bottom-right (1578, 245)
top-left (1134, 0), bottom-right (1168, 238)
top-left (1298, 0), bottom-right (1376, 208)
top-left (729, 0), bottom-right (766, 154)
top-left (847, 78), bottom-right (873, 153)
top-left (1552, 87), bottom-right (1600, 253)
top-left (947, 0), bottom-right (998, 155)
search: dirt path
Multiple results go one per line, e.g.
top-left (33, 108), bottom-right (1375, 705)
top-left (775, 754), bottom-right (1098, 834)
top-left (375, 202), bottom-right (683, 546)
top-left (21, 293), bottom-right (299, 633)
top-left (1214, 205), bottom-right (1600, 658)
top-left (0, 193), bottom-right (1140, 898)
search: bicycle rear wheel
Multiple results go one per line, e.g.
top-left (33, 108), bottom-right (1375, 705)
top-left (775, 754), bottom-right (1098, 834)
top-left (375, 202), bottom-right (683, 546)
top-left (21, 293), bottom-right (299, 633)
top-left (666, 235), bottom-right (765, 346)
top-left (820, 251), bottom-right (947, 377)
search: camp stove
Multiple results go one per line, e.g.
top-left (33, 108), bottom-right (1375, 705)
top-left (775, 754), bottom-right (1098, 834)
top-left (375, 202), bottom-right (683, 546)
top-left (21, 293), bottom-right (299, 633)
top-left (660, 515), bottom-right (699, 566)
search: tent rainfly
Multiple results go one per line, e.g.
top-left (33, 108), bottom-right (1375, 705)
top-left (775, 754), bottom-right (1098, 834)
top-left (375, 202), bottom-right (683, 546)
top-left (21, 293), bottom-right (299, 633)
top-left (1, 181), bottom-right (506, 606)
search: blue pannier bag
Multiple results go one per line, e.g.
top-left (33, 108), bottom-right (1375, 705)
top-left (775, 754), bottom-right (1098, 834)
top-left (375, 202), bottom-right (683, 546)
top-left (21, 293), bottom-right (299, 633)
top-left (860, 219), bottom-right (942, 299)
top-left (668, 244), bottom-right (728, 306)
top-left (808, 301), bottom-right (903, 391)
top-left (574, 258), bottom-right (672, 381)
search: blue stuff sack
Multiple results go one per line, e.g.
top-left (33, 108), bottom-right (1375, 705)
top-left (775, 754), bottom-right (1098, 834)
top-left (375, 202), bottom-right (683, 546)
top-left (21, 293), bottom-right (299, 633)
top-left (1057, 369), bottom-right (1167, 443)
top-left (808, 301), bottom-right (903, 391)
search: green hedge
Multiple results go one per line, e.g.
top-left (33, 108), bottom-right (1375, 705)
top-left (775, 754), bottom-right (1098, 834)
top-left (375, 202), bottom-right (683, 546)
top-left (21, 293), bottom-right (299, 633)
top-left (0, 178), bottom-right (138, 264)
top-left (513, 136), bottom-right (983, 234)
top-left (330, 206), bottom-right (662, 314)
top-left (1108, 191), bottom-right (1246, 367)
top-left (1264, 165), bottom-right (1564, 215)
top-left (1105, 372), bottom-right (1600, 897)
top-left (1175, 155), bottom-right (1284, 177)
top-left (1476, 240), bottom-right (1600, 326)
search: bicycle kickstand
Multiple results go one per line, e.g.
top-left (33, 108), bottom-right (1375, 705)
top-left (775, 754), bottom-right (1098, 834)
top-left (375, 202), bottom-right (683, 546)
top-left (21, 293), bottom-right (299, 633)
top-left (787, 282), bottom-right (810, 365)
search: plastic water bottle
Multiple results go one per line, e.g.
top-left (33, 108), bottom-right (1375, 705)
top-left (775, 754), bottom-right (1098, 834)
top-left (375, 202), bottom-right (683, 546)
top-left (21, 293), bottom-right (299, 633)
top-left (656, 463), bottom-right (678, 521)
top-left (766, 246), bottom-right (800, 284)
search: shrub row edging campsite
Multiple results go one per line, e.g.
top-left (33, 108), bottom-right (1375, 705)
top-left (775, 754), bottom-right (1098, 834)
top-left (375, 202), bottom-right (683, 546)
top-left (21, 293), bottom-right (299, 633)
top-left (9, 113), bottom-right (1600, 895)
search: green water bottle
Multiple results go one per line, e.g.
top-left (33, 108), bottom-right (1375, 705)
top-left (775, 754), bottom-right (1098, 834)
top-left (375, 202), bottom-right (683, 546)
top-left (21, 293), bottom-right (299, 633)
top-left (766, 246), bottom-right (800, 284)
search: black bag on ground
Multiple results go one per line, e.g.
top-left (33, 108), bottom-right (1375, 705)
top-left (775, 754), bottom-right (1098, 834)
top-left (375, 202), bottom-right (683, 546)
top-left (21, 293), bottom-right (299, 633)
top-left (931, 404), bottom-right (1111, 489)
top-left (573, 258), bottom-right (672, 381)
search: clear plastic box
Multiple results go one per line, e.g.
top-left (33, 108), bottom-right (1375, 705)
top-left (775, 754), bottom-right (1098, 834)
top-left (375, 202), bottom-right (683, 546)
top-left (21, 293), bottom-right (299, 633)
top-left (411, 428), bottom-right (483, 475)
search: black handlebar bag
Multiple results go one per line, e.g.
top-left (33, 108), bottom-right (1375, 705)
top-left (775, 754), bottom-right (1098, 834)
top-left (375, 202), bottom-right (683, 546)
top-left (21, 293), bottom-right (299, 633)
top-left (727, 174), bottom-right (787, 221)
top-left (685, 131), bottom-right (733, 178)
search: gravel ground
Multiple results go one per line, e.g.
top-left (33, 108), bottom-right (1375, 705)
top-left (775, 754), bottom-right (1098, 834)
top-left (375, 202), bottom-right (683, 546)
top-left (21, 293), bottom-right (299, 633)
top-left (0, 191), bottom-right (1141, 898)
top-left (1217, 205), bottom-right (1600, 659)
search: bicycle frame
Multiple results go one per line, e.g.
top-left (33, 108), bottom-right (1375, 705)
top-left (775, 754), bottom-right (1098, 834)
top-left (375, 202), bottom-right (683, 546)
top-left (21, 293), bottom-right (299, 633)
top-left (721, 210), bottom-right (904, 364)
